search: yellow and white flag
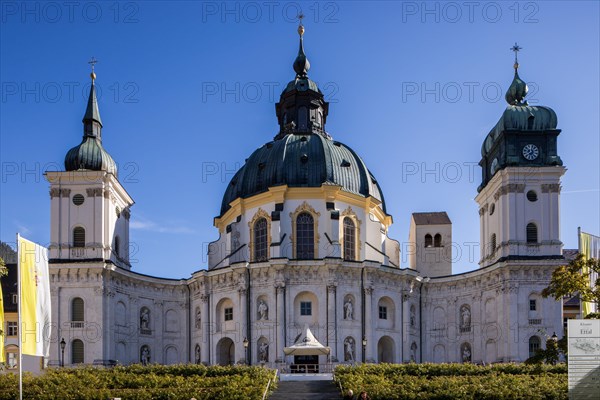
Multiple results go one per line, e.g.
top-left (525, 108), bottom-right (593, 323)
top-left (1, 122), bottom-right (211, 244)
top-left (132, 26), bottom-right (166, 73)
top-left (0, 276), bottom-right (4, 363)
top-left (18, 236), bottom-right (51, 357)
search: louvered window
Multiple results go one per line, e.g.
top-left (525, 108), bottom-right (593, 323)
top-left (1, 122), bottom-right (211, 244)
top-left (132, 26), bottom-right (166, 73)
top-left (72, 298), bottom-right (84, 321)
top-left (526, 223), bottom-right (538, 243)
top-left (73, 227), bottom-right (85, 248)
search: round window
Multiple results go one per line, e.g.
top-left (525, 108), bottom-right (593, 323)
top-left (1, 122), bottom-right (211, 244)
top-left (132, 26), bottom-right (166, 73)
top-left (72, 194), bottom-right (85, 206)
top-left (527, 191), bottom-right (538, 202)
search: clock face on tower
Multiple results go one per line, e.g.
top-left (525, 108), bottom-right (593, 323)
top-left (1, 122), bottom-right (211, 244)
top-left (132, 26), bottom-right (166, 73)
top-left (522, 144), bottom-right (539, 160)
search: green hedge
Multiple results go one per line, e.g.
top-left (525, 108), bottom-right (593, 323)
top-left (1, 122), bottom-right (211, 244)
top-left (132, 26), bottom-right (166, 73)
top-left (0, 365), bottom-right (276, 400)
top-left (334, 363), bottom-right (567, 400)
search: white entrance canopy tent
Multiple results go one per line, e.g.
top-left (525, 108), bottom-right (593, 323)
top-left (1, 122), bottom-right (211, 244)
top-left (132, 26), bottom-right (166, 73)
top-left (284, 325), bottom-right (331, 356)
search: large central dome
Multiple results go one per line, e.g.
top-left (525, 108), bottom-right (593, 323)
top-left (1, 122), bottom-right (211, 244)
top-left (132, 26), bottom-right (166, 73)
top-left (219, 24), bottom-right (386, 217)
top-left (220, 133), bottom-right (386, 216)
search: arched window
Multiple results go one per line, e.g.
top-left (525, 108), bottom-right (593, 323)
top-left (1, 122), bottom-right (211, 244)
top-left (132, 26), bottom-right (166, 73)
top-left (434, 234), bottom-right (442, 247)
top-left (528, 336), bottom-right (541, 358)
top-left (73, 227), bottom-right (85, 248)
top-left (72, 297), bottom-right (84, 322)
top-left (424, 234), bottom-right (433, 248)
top-left (526, 223), bottom-right (538, 243)
top-left (114, 236), bottom-right (120, 257)
top-left (72, 339), bottom-right (84, 364)
top-left (253, 218), bottom-right (268, 262)
top-left (343, 218), bottom-right (356, 261)
top-left (296, 212), bottom-right (314, 259)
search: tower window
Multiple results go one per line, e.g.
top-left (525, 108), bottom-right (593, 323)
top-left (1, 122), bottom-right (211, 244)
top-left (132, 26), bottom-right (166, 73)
top-left (73, 227), bottom-right (85, 248)
top-left (343, 218), bottom-right (356, 261)
top-left (527, 191), bottom-right (538, 202)
top-left (300, 301), bottom-right (312, 316)
top-left (224, 307), bottom-right (233, 321)
top-left (490, 234), bottom-right (497, 254)
top-left (114, 236), bottom-right (120, 258)
top-left (253, 218), bottom-right (268, 262)
top-left (72, 297), bottom-right (84, 322)
top-left (434, 234), bottom-right (442, 247)
top-left (424, 234), bottom-right (433, 248)
top-left (529, 299), bottom-right (537, 311)
top-left (526, 223), bottom-right (538, 244)
top-left (296, 212), bottom-right (314, 259)
top-left (72, 194), bottom-right (85, 205)
top-left (378, 306), bottom-right (388, 320)
top-left (298, 106), bottom-right (308, 130)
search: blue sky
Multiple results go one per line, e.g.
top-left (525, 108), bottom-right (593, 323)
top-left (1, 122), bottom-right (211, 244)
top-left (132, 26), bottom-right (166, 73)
top-left (1, 1), bottom-right (598, 277)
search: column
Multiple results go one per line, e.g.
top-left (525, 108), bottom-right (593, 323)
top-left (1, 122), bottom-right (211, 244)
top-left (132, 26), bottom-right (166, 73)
top-left (327, 284), bottom-right (337, 361)
top-left (364, 287), bottom-right (373, 362)
top-left (402, 292), bottom-right (410, 362)
top-left (201, 294), bottom-right (210, 364)
top-left (238, 287), bottom-right (248, 363)
top-left (275, 283), bottom-right (285, 362)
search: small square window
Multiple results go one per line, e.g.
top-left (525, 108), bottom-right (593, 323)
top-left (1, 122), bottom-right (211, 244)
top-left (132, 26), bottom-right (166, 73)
top-left (379, 306), bottom-right (388, 320)
top-left (224, 307), bottom-right (233, 321)
top-left (529, 300), bottom-right (537, 311)
top-left (7, 321), bottom-right (18, 336)
top-left (300, 301), bottom-right (312, 316)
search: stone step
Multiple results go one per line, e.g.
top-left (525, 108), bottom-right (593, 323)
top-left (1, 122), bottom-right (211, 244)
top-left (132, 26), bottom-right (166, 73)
top-left (269, 380), bottom-right (340, 400)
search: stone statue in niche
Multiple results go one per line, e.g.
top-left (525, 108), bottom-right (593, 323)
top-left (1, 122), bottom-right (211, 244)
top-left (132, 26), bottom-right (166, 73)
top-left (140, 346), bottom-right (150, 365)
top-left (195, 308), bottom-right (201, 329)
top-left (410, 306), bottom-right (416, 327)
top-left (410, 342), bottom-right (417, 362)
top-left (259, 342), bottom-right (268, 362)
top-left (460, 305), bottom-right (471, 327)
top-left (344, 298), bottom-right (354, 320)
top-left (140, 308), bottom-right (150, 330)
top-left (344, 337), bottom-right (355, 362)
top-left (462, 343), bottom-right (472, 363)
top-left (258, 300), bottom-right (268, 320)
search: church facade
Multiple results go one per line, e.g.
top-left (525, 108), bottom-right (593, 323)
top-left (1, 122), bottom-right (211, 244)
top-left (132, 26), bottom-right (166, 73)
top-left (46, 29), bottom-right (565, 367)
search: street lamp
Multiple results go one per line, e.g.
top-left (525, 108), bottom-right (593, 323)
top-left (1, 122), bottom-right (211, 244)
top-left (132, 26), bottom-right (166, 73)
top-left (243, 337), bottom-right (249, 366)
top-left (60, 338), bottom-right (66, 367)
top-left (362, 337), bottom-right (367, 363)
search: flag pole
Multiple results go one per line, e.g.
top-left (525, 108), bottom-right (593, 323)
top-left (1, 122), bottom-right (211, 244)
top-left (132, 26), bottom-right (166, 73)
top-left (16, 233), bottom-right (22, 400)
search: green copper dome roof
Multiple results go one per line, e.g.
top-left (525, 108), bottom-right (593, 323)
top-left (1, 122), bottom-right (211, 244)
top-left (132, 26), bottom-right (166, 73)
top-left (220, 133), bottom-right (386, 216)
top-left (64, 77), bottom-right (117, 176)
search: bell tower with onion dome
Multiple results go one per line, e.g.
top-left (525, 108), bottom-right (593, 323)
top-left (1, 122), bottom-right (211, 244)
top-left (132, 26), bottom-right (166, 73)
top-left (45, 60), bottom-right (134, 270)
top-left (475, 44), bottom-right (565, 268)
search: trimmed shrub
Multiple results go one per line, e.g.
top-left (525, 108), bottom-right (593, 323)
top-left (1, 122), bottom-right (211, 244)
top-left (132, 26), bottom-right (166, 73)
top-left (334, 363), bottom-right (567, 400)
top-left (0, 365), bottom-right (276, 400)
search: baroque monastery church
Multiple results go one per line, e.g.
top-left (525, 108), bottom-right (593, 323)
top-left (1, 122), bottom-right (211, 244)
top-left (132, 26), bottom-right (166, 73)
top-left (46, 26), bottom-right (565, 367)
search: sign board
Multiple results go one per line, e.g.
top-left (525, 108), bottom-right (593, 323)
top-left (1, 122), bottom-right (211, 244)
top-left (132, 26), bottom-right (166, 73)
top-left (568, 319), bottom-right (600, 399)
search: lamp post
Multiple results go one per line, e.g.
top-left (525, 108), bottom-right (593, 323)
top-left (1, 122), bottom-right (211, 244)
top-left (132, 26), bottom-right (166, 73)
top-left (60, 338), bottom-right (66, 367)
top-left (362, 337), bottom-right (367, 363)
top-left (549, 332), bottom-right (559, 365)
top-left (243, 337), bottom-right (249, 366)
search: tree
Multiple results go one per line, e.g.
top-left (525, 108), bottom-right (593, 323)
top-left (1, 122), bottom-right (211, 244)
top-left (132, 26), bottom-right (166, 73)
top-left (542, 254), bottom-right (600, 319)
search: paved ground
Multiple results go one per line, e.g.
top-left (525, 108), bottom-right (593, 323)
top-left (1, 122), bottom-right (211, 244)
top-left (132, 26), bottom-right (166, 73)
top-left (269, 380), bottom-right (341, 400)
